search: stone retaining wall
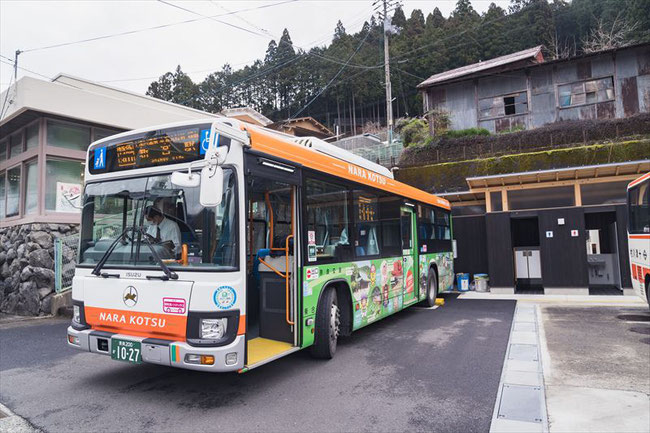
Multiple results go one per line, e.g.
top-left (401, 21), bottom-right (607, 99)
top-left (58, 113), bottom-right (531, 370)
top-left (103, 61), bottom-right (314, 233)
top-left (0, 223), bottom-right (78, 316)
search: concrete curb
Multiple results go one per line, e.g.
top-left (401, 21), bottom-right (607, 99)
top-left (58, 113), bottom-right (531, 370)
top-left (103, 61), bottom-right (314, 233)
top-left (0, 403), bottom-right (40, 433)
top-left (490, 302), bottom-right (549, 433)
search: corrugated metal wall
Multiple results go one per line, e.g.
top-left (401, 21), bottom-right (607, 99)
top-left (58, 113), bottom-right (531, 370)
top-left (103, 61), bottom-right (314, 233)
top-left (425, 45), bottom-right (650, 133)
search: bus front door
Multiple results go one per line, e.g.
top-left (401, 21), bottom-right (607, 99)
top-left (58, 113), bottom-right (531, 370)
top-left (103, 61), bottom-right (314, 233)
top-left (244, 152), bottom-right (301, 366)
top-left (401, 206), bottom-right (419, 305)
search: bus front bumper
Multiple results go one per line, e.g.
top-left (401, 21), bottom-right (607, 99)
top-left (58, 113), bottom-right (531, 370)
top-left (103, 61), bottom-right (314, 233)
top-left (66, 326), bottom-right (245, 372)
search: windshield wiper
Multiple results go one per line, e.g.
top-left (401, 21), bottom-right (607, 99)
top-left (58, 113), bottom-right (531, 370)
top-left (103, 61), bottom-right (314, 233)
top-left (92, 226), bottom-right (137, 276)
top-left (136, 227), bottom-right (178, 281)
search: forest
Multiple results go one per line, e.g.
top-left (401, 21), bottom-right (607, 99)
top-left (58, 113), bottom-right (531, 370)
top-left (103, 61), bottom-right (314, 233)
top-left (146, 0), bottom-right (650, 136)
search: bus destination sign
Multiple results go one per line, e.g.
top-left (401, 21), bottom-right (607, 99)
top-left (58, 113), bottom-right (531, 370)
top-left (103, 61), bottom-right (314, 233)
top-left (89, 125), bottom-right (209, 174)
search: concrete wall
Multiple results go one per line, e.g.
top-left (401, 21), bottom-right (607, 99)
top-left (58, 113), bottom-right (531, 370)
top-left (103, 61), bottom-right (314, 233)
top-left (425, 45), bottom-right (650, 133)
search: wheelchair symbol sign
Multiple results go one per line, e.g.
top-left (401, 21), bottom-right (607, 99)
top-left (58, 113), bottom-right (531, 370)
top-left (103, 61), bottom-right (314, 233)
top-left (200, 129), bottom-right (211, 155)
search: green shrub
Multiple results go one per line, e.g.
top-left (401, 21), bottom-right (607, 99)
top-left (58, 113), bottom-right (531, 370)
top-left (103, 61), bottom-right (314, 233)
top-left (400, 118), bottom-right (430, 147)
top-left (443, 127), bottom-right (490, 138)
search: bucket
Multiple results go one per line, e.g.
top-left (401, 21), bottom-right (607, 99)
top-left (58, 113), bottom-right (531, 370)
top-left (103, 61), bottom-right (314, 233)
top-left (474, 274), bottom-right (489, 292)
top-left (456, 273), bottom-right (470, 291)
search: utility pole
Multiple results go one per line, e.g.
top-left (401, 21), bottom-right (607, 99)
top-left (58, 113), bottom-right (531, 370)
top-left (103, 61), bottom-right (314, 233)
top-left (375, 0), bottom-right (399, 144)
top-left (383, 2), bottom-right (393, 145)
top-left (14, 50), bottom-right (21, 81)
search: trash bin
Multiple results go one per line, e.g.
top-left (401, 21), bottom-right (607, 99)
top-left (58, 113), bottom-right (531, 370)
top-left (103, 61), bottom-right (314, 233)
top-left (456, 273), bottom-right (470, 291)
top-left (473, 274), bottom-right (489, 292)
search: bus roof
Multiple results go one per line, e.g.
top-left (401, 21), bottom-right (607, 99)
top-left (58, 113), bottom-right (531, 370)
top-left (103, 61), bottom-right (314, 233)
top-left (243, 124), bottom-right (450, 210)
top-left (628, 172), bottom-right (650, 189)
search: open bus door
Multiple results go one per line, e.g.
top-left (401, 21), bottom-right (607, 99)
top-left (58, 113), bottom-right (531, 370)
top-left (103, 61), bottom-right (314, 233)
top-left (244, 152), bottom-right (301, 369)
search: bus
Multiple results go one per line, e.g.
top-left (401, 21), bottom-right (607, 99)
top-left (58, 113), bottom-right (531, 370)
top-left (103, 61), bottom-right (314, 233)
top-left (67, 118), bottom-right (453, 372)
top-left (627, 172), bottom-right (649, 307)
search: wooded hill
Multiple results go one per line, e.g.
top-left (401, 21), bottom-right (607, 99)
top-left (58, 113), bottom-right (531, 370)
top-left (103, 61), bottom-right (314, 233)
top-left (146, 0), bottom-right (650, 135)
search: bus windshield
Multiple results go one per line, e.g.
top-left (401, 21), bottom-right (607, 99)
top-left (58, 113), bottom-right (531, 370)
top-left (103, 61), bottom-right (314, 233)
top-left (78, 168), bottom-right (238, 271)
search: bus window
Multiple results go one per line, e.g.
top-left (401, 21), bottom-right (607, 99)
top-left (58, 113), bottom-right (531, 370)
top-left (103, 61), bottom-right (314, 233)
top-left (78, 168), bottom-right (238, 270)
top-left (435, 209), bottom-right (452, 240)
top-left (305, 178), bottom-right (350, 261)
top-left (628, 182), bottom-right (649, 234)
top-left (353, 190), bottom-right (380, 257)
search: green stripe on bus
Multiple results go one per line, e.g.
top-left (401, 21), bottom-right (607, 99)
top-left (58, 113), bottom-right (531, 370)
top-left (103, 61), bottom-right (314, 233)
top-left (171, 345), bottom-right (176, 362)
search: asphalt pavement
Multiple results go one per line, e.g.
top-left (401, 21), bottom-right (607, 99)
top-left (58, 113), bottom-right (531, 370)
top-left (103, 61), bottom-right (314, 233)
top-left (0, 294), bottom-right (516, 433)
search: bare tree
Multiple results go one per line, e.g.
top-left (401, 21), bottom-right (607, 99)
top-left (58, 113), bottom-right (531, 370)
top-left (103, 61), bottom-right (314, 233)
top-left (544, 30), bottom-right (575, 60)
top-left (582, 14), bottom-right (639, 53)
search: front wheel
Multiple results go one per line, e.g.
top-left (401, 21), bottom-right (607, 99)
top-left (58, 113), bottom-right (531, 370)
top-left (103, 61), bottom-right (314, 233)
top-left (310, 287), bottom-right (340, 359)
top-left (422, 270), bottom-right (438, 307)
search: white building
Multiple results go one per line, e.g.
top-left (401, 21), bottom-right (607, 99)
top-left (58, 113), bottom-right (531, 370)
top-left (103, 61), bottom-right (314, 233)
top-left (0, 74), bottom-right (220, 228)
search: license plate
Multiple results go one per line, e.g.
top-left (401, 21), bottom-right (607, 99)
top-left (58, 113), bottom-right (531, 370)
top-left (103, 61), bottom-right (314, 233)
top-left (111, 338), bottom-right (142, 364)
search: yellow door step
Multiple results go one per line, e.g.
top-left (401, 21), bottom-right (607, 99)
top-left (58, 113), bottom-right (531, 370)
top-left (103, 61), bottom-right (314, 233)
top-left (247, 337), bottom-right (294, 366)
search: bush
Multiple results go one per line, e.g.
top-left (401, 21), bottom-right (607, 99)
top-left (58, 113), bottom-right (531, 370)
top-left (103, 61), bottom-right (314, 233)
top-left (443, 127), bottom-right (490, 138)
top-left (399, 118), bottom-right (430, 147)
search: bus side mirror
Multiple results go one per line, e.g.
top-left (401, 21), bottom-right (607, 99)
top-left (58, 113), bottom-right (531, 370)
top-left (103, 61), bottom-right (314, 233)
top-left (171, 171), bottom-right (200, 188)
top-left (200, 165), bottom-right (223, 207)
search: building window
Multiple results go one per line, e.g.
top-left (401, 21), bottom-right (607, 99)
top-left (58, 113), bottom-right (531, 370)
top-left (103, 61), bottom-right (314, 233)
top-left (45, 159), bottom-right (84, 212)
top-left (24, 160), bottom-right (38, 215)
top-left (508, 186), bottom-right (575, 211)
top-left (479, 91), bottom-right (528, 119)
top-left (558, 76), bottom-right (614, 108)
top-left (93, 127), bottom-right (120, 142)
top-left (0, 140), bottom-right (6, 161)
top-left (9, 132), bottom-right (23, 158)
top-left (451, 204), bottom-right (486, 216)
top-left (6, 166), bottom-right (21, 217)
top-left (490, 191), bottom-right (503, 212)
top-left (46, 120), bottom-right (91, 151)
top-left (0, 172), bottom-right (5, 219)
top-left (581, 181), bottom-right (629, 206)
top-left (25, 123), bottom-right (39, 150)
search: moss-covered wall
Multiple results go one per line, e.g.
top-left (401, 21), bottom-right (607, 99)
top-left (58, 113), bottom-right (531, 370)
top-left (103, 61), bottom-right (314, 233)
top-left (396, 138), bottom-right (650, 193)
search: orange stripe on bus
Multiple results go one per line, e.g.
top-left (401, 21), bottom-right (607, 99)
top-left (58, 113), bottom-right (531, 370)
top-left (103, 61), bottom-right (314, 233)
top-left (237, 315), bottom-right (246, 335)
top-left (629, 234), bottom-right (650, 239)
top-left (85, 306), bottom-right (187, 341)
top-left (243, 125), bottom-right (451, 210)
top-left (628, 171), bottom-right (650, 188)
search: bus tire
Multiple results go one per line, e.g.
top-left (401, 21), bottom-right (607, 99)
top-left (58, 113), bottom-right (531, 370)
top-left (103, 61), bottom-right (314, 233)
top-left (310, 287), bottom-right (339, 359)
top-left (645, 279), bottom-right (649, 310)
top-left (423, 269), bottom-right (438, 308)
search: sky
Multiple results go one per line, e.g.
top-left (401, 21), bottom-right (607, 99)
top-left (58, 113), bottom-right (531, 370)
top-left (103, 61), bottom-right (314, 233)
top-left (0, 0), bottom-right (511, 95)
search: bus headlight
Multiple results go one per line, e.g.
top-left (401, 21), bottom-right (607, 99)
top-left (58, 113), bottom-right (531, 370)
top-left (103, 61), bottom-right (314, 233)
top-left (200, 318), bottom-right (227, 340)
top-left (73, 305), bottom-right (81, 324)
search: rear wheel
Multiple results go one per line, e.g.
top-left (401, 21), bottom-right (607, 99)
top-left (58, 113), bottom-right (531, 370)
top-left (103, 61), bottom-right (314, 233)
top-left (310, 287), bottom-right (340, 359)
top-left (423, 269), bottom-right (438, 307)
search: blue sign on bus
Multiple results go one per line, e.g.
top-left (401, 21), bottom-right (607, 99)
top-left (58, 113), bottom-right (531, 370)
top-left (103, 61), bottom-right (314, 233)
top-left (200, 129), bottom-right (211, 155)
top-left (94, 147), bottom-right (106, 170)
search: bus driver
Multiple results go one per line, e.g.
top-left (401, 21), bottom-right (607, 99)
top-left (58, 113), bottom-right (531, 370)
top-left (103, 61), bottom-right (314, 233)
top-left (144, 206), bottom-right (182, 256)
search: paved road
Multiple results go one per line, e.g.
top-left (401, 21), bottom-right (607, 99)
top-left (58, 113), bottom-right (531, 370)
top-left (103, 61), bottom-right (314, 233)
top-left (0, 294), bottom-right (515, 432)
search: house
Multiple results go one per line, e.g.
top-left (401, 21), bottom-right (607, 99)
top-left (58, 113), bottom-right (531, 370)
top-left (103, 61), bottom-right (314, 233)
top-left (418, 43), bottom-right (650, 133)
top-left (221, 106), bottom-right (272, 127)
top-left (268, 117), bottom-right (334, 140)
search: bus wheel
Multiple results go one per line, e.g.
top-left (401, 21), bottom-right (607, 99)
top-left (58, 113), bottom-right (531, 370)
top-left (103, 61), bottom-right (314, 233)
top-left (311, 287), bottom-right (340, 359)
top-left (423, 270), bottom-right (438, 308)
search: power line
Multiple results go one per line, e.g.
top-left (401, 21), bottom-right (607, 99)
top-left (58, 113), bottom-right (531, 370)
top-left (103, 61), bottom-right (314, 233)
top-left (290, 29), bottom-right (372, 119)
top-left (158, 0), bottom-right (272, 38)
top-left (97, 5), bottom-right (376, 84)
top-left (21, 0), bottom-right (298, 53)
